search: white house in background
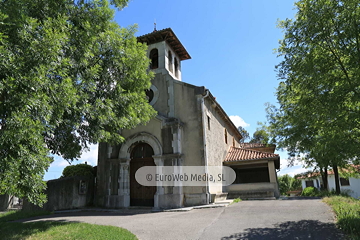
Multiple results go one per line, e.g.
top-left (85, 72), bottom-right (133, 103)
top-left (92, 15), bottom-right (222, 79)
top-left (298, 166), bottom-right (360, 199)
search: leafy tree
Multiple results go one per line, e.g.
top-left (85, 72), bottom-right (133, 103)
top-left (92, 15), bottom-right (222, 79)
top-left (268, 0), bottom-right (360, 194)
top-left (278, 174), bottom-right (301, 195)
top-left (0, 0), bottom-right (156, 205)
top-left (62, 164), bottom-right (95, 178)
top-left (237, 126), bottom-right (250, 143)
top-left (249, 122), bottom-right (271, 144)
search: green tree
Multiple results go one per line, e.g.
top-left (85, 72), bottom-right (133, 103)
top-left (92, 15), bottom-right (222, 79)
top-left (249, 122), bottom-right (271, 144)
top-left (278, 174), bottom-right (302, 195)
top-left (0, 0), bottom-right (156, 205)
top-left (237, 126), bottom-right (250, 143)
top-left (62, 164), bottom-right (95, 178)
top-left (268, 0), bottom-right (360, 194)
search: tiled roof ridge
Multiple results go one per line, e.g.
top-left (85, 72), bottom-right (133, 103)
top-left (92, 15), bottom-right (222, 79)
top-left (224, 146), bottom-right (279, 162)
top-left (137, 28), bottom-right (171, 38)
top-left (232, 146), bottom-right (278, 156)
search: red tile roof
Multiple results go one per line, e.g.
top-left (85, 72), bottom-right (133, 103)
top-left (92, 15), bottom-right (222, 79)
top-left (297, 172), bottom-right (321, 179)
top-left (297, 165), bottom-right (360, 179)
top-left (224, 146), bottom-right (280, 169)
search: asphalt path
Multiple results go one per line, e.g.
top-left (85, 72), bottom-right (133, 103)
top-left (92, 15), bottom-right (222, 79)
top-left (21, 198), bottom-right (345, 240)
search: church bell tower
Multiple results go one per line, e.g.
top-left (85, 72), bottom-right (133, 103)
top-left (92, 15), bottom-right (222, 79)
top-left (137, 28), bottom-right (191, 81)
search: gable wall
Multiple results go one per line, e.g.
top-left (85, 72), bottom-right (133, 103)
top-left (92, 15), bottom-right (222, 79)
top-left (173, 81), bottom-right (203, 166)
top-left (203, 97), bottom-right (241, 194)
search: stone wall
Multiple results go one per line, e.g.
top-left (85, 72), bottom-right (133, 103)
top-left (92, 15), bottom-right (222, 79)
top-left (23, 176), bottom-right (94, 211)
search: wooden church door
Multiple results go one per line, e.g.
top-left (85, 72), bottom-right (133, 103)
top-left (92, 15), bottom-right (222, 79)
top-left (130, 143), bottom-right (156, 206)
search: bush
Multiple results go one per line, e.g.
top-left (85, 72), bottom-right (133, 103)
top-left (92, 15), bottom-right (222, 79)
top-left (233, 198), bottom-right (242, 203)
top-left (61, 164), bottom-right (94, 178)
top-left (301, 187), bottom-right (319, 196)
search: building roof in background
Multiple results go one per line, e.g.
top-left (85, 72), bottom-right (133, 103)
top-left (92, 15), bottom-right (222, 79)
top-left (297, 165), bottom-right (360, 179)
top-left (239, 143), bottom-right (276, 153)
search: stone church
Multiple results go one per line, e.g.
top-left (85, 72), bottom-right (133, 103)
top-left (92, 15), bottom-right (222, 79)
top-left (96, 28), bottom-right (280, 209)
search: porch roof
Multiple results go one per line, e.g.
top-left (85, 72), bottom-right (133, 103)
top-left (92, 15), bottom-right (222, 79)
top-left (224, 146), bottom-right (280, 169)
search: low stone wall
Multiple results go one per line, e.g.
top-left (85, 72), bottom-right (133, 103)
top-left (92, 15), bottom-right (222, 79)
top-left (23, 176), bottom-right (94, 211)
top-left (225, 182), bottom-right (278, 199)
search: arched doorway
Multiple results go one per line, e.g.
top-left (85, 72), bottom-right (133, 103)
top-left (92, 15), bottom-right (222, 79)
top-left (130, 143), bottom-right (156, 206)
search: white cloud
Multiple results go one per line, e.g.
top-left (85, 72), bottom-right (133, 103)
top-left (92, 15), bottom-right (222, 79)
top-left (78, 144), bottom-right (98, 166)
top-left (52, 155), bottom-right (71, 167)
top-left (229, 115), bottom-right (250, 128)
top-left (279, 165), bottom-right (308, 177)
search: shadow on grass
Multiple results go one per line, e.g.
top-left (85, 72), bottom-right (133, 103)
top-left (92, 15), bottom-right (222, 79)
top-left (1, 220), bottom-right (77, 240)
top-left (13, 208), bottom-right (157, 222)
top-left (221, 220), bottom-right (345, 240)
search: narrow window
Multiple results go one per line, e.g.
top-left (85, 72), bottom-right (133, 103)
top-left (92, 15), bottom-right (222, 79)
top-left (340, 177), bottom-right (350, 186)
top-left (174, 58), bottom-right (179, 77)
top-left (149, 48), bottom-right (158, 69)
top-left (224, 129), bottom-right (228, 144)
top-left (168, 51), bottom-right (173, 73)
top-left (207, 116), bottom-right (211, 130)
top-left (233, 137), bottom-right (235, 147)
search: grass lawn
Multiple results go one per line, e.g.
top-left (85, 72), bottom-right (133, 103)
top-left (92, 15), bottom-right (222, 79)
top-left (0, 210), bottom-right (137, 240)
top-left (323, 196), bottom-right (360, 240)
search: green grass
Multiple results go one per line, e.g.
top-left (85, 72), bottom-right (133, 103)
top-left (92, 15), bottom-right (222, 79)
top-left (0, 210), bottom-right (138, 240)
top-left (232, 198), bottom-right (242, 203)
top-left (323, 196), bottom-right (360, 239)
top-left (0, 210), bottom-right (52, 223)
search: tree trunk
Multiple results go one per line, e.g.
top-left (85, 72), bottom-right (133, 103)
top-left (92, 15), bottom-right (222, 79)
top-left (333, 164), bottom-right (341, 194)
top-left (320, 166), bottom-right (328, 191)
top-left (323, 166), bottom-right (328, 191)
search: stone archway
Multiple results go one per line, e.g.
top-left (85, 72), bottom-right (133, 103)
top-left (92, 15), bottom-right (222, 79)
top-left (118, 132), bottom-right (162, 159)
top-left (118, 132), bottom-right (163, 208)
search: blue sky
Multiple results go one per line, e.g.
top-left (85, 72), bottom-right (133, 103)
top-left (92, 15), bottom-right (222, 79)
top-left (44, 0), bottom-right (309, 180)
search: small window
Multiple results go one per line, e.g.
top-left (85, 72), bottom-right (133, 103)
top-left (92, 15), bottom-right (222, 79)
top-left (174, 58), bottom-right (179, 77)
top-left (149, 48), bottom-right (158, 69)
top-left (207, 116), bottom-right (211, 130)
top-left (224, 129), bottom-right (228, 144)
top-left (340, 177), bottom-right (350, 186)
top-left (233, 138), bottom-right (235, 147)
top-left (305, 180), bottom-right (314, 187)
top-left (168, 51), bottom-right (173, 73)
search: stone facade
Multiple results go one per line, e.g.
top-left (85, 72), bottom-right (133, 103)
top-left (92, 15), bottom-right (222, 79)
top-left (96, 28), bottom-right (242, 209)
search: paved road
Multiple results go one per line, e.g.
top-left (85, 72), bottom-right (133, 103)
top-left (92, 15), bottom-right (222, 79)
top-left (22, 199), bottom-right (345, 240)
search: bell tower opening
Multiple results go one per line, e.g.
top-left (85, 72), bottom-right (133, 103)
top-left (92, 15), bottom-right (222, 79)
top-left (149, 48), bottom-right (158, 69)
top-left (137, 28), bottom-right (191, 81)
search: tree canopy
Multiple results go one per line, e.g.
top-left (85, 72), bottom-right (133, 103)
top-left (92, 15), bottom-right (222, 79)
top-left (237, 126), bottom-right (250, 143)
top-left (0, 0), bottom-right (156, 205)
top-left (249, 122), bottom-right (271, 144)
top-left (278, 174), bottom-right (302, 195)
top-left (268, 0), bottom-right (360, 193)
